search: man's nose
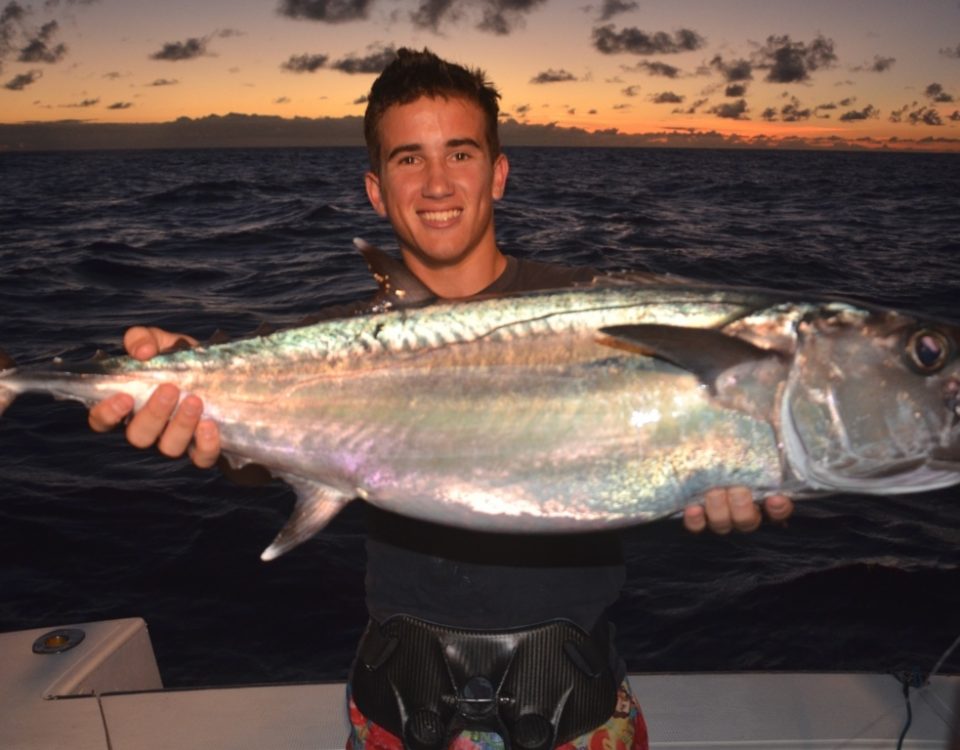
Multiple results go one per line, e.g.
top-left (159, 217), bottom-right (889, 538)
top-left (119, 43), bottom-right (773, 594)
top-left (422, 160), bottom-right (453, 198)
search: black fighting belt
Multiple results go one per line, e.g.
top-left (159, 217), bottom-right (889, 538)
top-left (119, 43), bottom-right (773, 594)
top-left (349, 616), bottom-right (618, 750)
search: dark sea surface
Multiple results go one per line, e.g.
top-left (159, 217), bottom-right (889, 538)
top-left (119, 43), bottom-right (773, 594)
top-left (0, 147), bottom-right (958, 687)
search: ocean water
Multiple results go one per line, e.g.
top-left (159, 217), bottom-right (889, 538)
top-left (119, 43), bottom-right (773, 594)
top-left (0, 146), bottom-right (958, 687)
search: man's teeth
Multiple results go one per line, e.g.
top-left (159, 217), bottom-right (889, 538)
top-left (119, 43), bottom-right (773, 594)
top-left (421, 209), bottom-right (461, 222)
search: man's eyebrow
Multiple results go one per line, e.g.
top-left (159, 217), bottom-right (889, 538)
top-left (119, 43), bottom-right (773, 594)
top-left (386, 138), bottom-right (484, 161)
top-left (447, 138), bottom-right (483, 150)
top-left (386, 143), bottom-right (422, 162)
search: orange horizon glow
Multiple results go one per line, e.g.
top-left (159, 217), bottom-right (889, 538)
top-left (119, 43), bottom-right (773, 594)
top-left (1, 0), bottom-right (957, 152)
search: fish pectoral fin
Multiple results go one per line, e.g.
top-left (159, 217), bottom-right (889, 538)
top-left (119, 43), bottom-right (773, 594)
top-left (598, 324), bottom-right (776, 386)
top-left (260, 479), bottom-right (351, 562)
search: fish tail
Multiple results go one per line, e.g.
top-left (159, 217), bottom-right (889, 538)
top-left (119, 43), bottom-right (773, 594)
top-left (0, 348), bottom-right (17, 417)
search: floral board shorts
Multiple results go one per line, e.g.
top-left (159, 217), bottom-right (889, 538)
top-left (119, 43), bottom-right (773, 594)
top-left (346, 680), bottom-right (649, 750)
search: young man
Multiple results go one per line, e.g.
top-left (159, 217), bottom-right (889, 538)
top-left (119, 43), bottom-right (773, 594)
top-left (89, 49), bottom-right (792, 750)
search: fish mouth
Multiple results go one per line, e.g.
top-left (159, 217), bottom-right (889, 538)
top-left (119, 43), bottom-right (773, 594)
top-left (418, 208), bottom-right (463, 226)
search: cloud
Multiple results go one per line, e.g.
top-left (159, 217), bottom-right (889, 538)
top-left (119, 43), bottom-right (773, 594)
top-left (4, 68), bottom-right (40, 89)
top-left (592, 24), bottom-right (706, 55)
top-left (725, 83), bottom-right (746, 97)
top-left (530, 68), bottom-right (576, 84)
top-left (278, 0), bottom-right (373, 23)
top-left (626, 60), bottom-right (681, 78)
top-left (650, 90), bottom-right (683, 104)
top-left (889, 103), bottom-right (909, 123)
top-left (925, 82), bottom-right (954, 102)
top-left (275, 96), bottom-right (291, 104)
top-left (951, 111), bottom-right (960, 122)
top-left (60, 96), bottom-right (98, 107)
top-left (147, 77), bottom-right (178, 86)
top-left (621, 84), bottom-right (640, 97)
top-left (330, 44), bottom-right (395, 74)
top-left (410, 0), bottom-right (459, 30)
top-left (18, 20), bottom-right (67, 63)
top-left (709, 99), bottom-right (748, 119)
top-left (215, 28), bottom-right (243, 39)
top-left (281, 53), bottom-right (329, 73)
top-left (108, 101), bottom-right (132, 109)
top-left (838, 104), bottom-right (878, 121)
top-left (408, 0), bottom-right (546, 34)
top-left (477, 0), bottom-right (547, 35)
top-left (352, 94), bottom-right (367, 105)
top-left (597, 0), bottom-right (636, 21)
top-left (42, 0), bottom-right (99, 7)
top-left (709, 54), bottom-right (752, 82)
top-left (150, 37), bottom-right (210, 61)
top-left (851, 54), bottom-right (895, 73)
top-left (939, 43), bottom-right (960, 59)
top-left (907, 106), bottom-right (944, 126)
top-left (671, 97), bottom-right (706, 114)
top-left (776, 96), bottom-right (811, 121)
top-left (754, 34), bottom-right (837, 83)
top-left (514, 103), bottom-right (530, 116)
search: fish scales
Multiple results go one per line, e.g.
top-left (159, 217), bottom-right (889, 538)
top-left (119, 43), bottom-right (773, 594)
top-left (2, 247), bottom-right (959, 559)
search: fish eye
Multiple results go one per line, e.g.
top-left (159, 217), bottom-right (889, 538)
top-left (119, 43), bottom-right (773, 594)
top-left (905, 328), bottom-right (951, 374)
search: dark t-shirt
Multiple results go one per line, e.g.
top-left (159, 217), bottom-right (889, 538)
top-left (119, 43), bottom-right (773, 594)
top-left (364, 256), bottom-right (627, 632)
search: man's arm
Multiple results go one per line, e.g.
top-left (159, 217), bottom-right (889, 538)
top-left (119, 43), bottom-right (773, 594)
top-left (87, 326), bottom-right (221, 469)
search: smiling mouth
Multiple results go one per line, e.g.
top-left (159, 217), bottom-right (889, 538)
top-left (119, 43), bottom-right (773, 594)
top-left (419, 209), bottom-right (462, 223)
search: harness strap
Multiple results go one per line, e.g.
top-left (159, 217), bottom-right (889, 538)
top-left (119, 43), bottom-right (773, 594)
top-left (349, 616), bottom-right (618, 750)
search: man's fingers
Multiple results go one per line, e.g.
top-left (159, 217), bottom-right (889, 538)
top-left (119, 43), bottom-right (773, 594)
top-left (188, 420), bottom-right (221, 469)
top-left (88, 393), bottom-right (134, 432)
top-left (703, 488), bottom-right (733, 534)
top-left (682, 505), bottom-right (707, 534)
top-left (728, 486), bottom-right (762, 532)
top-left (123, 326), bottom-right (160, 360)
top-left (123, 327), bottom-right (200, 360)
top-left (125, 383), bottom-right (179, 448)
top-left (764, 494), bottom-right (794, 523)
top-left (157, 394), bottom-right (203, 458)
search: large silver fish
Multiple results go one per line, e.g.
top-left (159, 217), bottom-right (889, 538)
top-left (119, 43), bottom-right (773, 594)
top-left (2, 243), bottom-right (959, 560)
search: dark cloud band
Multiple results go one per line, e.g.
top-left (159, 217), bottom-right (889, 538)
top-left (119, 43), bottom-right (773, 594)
top-left (592, 24), bottom-right (705, 55)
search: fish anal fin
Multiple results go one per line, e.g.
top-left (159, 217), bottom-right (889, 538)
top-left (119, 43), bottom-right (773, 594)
top-left (260, 479), bottom-right (351, 562)
top-left (353, 238), bottom-right (435, 310)
top-left (598, 324), bottom-right (778, 388)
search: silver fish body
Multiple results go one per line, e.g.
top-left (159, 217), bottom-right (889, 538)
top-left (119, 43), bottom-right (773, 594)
top-left (3, 258), bottom-right (959, 560)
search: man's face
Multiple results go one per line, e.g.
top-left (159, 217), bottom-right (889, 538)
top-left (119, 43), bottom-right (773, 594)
top-left (365, 96), bottom-right (508, 270)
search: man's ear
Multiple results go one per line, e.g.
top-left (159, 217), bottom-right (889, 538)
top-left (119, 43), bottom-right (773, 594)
top-left (365, 171), bottom-right (387, 217)
top-left (492, 153), bottom-right (509, 201)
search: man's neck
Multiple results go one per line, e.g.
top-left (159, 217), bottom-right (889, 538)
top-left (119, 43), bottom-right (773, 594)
top-left (401, 246), bottom-right (508, 299)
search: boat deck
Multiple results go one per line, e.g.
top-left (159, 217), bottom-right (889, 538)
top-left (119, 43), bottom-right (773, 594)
top-left (2, 618), bottom-right (958, 749)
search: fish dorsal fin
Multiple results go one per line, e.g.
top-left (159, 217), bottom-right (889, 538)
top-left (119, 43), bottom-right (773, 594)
top-left (260, 478), bottom-right (352, 561)
top-left (599, 324), bottom-right (777, 387)
top-left (207, 328), bottom-right (232, 345)
top-left (353, 237), bottom-right (435, 310)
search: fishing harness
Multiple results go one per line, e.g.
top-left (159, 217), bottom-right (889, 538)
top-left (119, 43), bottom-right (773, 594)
top-left (349, 616), bottom-right (619, 750)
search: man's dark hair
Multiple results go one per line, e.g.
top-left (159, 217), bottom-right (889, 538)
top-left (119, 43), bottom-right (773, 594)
top-left (364, 47), bottom-right (501, 171)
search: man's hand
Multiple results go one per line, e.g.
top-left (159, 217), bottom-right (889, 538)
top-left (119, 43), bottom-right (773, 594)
top-left (87, 326), bottom-right (221, 469)
top-left (683, 487), bottom-right (793, 534)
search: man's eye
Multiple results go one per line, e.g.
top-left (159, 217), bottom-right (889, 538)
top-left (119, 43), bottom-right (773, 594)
top-left (451, 152), bottom-right (470, 161)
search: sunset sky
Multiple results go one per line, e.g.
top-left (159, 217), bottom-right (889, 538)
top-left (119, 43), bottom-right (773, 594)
top-left (1, 0), bottom-right (959, 150)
